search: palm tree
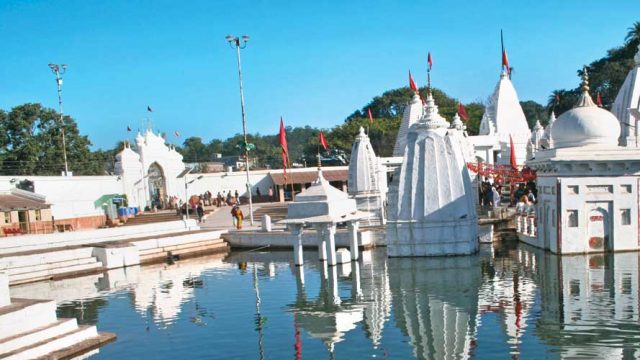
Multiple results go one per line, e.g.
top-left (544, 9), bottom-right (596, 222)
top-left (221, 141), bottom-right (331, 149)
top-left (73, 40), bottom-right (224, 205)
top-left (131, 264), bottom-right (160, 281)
top-left (625, 21), bottom-right (640, 45)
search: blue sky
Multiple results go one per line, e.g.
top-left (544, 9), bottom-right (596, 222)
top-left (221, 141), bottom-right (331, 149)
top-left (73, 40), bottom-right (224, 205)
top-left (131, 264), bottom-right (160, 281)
top-left (1, 0), bottom-right (639, 150)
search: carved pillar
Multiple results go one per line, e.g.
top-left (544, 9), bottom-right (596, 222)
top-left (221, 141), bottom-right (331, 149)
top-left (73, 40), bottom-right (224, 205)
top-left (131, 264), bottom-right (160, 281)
top-left (348, 221), bottom-right (359, 261)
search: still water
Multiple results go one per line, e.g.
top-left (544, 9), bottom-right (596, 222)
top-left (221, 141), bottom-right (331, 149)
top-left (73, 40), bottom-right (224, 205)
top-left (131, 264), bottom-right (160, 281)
top-left (11, 242), bottom-right (640, 359)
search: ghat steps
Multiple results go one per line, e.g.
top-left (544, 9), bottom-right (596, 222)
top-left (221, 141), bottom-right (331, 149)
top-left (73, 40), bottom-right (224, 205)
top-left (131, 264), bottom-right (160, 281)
top-left (0, 226), bottom-right (227, 285)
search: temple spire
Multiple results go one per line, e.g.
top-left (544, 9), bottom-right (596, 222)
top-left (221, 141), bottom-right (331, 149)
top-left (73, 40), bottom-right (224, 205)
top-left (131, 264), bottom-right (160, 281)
top-left (575, 66), bottom-right (596, 108)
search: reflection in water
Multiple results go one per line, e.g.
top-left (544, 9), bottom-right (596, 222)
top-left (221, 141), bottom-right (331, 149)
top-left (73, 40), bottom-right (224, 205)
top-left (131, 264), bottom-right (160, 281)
top-left (388, 256), bottom-right (480, 360)
top-left (9, 245), bottom-right (640, 359)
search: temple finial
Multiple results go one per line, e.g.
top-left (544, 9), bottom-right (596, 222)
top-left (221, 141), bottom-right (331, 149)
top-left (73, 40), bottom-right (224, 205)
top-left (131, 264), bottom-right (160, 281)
top-left (575, 66), bottom-right (596, 108)
top-left (581, 66), bottom-right (590, 92)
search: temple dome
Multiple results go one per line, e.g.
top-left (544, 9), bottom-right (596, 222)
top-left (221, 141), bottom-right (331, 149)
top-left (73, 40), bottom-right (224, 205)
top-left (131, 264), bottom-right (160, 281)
top-left (552, 69), bottom-right (621, 148)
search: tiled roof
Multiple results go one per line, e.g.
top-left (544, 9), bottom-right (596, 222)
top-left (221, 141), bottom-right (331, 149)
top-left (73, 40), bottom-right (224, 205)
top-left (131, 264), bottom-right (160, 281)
top-left (0, 191), bottom-right (49, 211)
top-left (269, 169), bottom-right (348, 186)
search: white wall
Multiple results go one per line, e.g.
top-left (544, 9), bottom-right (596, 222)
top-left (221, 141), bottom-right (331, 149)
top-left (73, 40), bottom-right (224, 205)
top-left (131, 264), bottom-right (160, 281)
top-left (0, 176), bottom-right (123, 220)
top-left (535, 176), bottom-right (640, 254)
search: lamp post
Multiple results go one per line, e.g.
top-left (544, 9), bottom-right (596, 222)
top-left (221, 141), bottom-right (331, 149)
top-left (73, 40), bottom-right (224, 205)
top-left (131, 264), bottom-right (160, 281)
top-left (48, 63), bottom-right (70, 176)
top-left (226, 34), bottom-right (254, 225)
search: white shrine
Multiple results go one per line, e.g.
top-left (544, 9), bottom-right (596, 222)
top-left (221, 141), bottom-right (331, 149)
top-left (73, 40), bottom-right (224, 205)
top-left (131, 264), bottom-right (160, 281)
top-left (612, 44), bottom-right (640, 147)
top-left (281, 169), bottom-right (369, 266)
top-left (526, 69), bottom-right (640, 253)
top-left (115, 129), bottom-right (186, 209)
top-left (387, 92), bottom-right (478, 256)
top-left (347, 127), bottom-right (387, 226)
top-left (468, 71), bottom-right (532, 165)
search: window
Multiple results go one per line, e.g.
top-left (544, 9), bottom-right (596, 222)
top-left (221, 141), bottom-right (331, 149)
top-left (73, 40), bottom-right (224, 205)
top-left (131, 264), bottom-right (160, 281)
top-left (621, 209), bottom-right (631, 226)
top-left (3, 212), bottom-right (10, 224)
top-left (567, 210), bottom-right (579, 227)
top-left (35, 210), bottom-right (42, 221)
top-left (568, 185), bottom-right (579, 194)
top-left (570, 279), bottom-right (580, 297)
top-left (621, 184), bottom-right (632, 194)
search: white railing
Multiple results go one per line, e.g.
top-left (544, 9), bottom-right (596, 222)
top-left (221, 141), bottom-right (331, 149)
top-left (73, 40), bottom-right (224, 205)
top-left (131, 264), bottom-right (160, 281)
top-left (515, 203), bottom-right (536, 237)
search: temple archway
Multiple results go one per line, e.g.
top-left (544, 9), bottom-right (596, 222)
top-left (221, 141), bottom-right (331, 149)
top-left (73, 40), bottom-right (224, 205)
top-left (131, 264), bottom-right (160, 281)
top-left (148, 162), bottom-right (167, 209)
top-left (588, 206), bottom-right (610, 252)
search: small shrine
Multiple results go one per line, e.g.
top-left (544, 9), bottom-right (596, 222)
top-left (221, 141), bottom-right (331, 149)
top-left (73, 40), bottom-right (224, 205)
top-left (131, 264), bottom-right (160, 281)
top-left (280, 169), bottom-right (370, 265)
top-left (347, 127), bottom-right (387, 226)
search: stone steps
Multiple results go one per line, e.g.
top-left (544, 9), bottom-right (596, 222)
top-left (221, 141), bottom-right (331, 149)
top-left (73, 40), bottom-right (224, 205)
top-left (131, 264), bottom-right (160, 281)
top-left (1, 325), bottom-right (99, 360)
top-left (10, 262), bottom-right (105, 285)
top-left (6, 257), bottom-right (98, 277)
top-left (0, 318), bottom-right (78, 356)
top-left (0, 299), bottom-right (58, 340)
top-left (139, 239), bottom-right (228, 263)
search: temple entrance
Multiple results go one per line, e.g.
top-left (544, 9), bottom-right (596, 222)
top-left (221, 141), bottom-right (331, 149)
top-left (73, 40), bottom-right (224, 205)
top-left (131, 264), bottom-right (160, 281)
top-left (587, 203), bottom-right (611, 252)
top-left (148, 162), bottom-right (167, 209)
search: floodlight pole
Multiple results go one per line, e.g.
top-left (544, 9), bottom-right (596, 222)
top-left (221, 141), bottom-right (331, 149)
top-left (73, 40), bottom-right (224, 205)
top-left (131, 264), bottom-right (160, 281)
top-left (227, 34), bottom-right (254, 225)
top-left (49, 64), bottom-right (69, 176)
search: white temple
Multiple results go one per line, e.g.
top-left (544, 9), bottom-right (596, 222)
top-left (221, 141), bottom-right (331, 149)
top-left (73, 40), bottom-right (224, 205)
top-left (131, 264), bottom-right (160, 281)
top-left (387, 92), bottom-right (478, 256)
top-left (538, 111), bottom-right (556, 150)
top-left (393, 92), bottom-right (423, 156)
top-left (468, 72), bottom-right (532, 165)
top-left (115, 130), bottom-right (186, 209)
top-left (347, 127), bottom-right (387, 226)
top-left (526, 69), bottom-right (640, 253)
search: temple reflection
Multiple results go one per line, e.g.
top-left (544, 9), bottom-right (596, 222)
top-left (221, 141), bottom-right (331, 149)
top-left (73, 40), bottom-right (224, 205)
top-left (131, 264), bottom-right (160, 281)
top-left (388, 256), bottom-right (481, 360)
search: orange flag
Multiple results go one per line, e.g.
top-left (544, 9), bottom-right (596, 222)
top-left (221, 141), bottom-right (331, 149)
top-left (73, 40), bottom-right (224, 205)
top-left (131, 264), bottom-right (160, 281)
top-left (319, 131), bottom-right (328, 151)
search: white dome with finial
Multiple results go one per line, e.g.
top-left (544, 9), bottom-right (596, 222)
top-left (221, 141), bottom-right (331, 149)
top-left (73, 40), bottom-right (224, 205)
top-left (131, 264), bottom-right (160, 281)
top-left (551, 67), bottom-right (621, 148)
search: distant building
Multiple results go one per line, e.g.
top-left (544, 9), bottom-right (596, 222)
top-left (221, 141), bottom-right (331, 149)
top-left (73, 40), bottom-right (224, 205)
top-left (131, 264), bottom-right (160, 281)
top-left (0, 188), bottom-right (53, 235)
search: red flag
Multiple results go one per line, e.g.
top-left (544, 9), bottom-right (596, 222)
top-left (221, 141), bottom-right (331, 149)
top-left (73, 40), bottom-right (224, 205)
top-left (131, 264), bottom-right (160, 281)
top-left (319, 131), bottom-right (328, 151)
top-left (409, 70), bottom-right (418, 92)
top-left (502, 49), bottom-right (510, 76)
top-left (509, 134), bottom-right (517, 170)
top-left (279, 117), bottom-right (288, 154)
top-left (427, 52), bottom-right (433, 71)
top-left (596, 92), bottom-right (603, 107)
top-left (458, 103), bottom-right (469, 121)
top-left (367, 108), bottom-right (374, 124)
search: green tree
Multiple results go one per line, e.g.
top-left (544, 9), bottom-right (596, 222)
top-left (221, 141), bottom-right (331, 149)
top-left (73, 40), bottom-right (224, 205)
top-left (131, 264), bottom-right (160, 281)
top-left (0, 103), bottom-right (102, 175)
top-left (520, 101), bottom-right (547, 128)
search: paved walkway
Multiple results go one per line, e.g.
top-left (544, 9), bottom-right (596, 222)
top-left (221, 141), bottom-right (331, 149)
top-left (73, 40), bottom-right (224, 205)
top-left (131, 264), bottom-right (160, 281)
top-left (201, 203), bottom-right (268, 231)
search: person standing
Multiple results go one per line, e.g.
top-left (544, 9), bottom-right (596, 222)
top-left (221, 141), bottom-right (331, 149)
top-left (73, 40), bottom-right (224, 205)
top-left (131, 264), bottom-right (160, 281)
top-left (197, 202), bottom-right (205, 223)
top-left (268, 187), bottom-right (274, 202)
top-left (235, 206), bottom-right (244, 230)
top-left (231, 205), bottom-right (238, 227)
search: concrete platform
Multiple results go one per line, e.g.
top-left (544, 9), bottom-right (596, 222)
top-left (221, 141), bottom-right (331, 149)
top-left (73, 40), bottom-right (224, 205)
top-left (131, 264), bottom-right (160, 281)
top-left (222, 228), bottom-right (374, 249)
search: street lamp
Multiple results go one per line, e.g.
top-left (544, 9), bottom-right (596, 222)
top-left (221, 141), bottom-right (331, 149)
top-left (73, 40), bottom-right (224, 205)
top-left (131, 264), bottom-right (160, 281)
top-left (48, 63), bottom-right (70, 176)
top-left (226, 34), bottom-right (254, 225)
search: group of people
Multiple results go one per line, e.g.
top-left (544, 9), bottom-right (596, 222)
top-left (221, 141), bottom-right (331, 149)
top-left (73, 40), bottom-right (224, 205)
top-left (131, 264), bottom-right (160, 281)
top-left (479, 179), bottom-right (538, 212)
top-left (479, 180), bottom-right (502, 209)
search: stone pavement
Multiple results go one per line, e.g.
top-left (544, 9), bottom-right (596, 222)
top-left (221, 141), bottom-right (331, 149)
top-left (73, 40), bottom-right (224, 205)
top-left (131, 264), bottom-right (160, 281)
top-left (201, 203), bottom-right (272, 231)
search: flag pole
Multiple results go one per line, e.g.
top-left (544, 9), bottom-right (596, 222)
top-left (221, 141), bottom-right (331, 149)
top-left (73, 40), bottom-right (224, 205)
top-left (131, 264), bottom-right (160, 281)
top-left (286, 152), bottom-right (295, 201)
